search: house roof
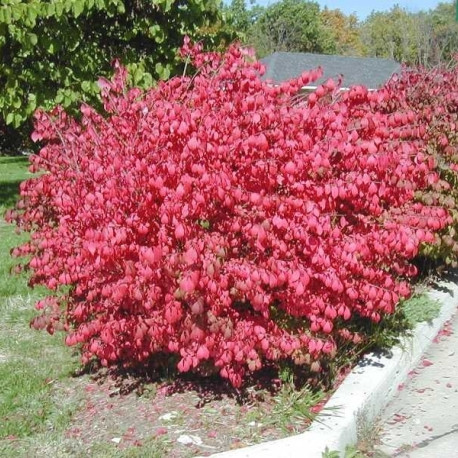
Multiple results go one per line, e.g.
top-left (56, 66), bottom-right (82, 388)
top-left (260, 52), bottom-right (402, 90)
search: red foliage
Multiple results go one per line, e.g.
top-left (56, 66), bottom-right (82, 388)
top-left (376, 60), bottom-right (458, 265)
top-left (6, 42), bottom-right (451, 386)
top-left (381, 61), bottom-right (458, 162)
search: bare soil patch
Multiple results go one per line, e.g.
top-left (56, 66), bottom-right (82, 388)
top-left (55, 365), bottom-right (327, 457)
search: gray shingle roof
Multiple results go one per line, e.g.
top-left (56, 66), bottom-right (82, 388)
top-left (260, 52), bottom-right (402, 90)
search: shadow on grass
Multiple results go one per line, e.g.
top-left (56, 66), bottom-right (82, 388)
top-left (0, 180), bottom-right (24, 210)
top-left (74, 357), bottom-right (318, 408)
top-left (0, 155), bottom-right (30, 165)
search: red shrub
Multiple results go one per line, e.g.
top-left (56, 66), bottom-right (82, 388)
top-left (6, 42), bottom-right (450, 386)
top-left (377, 61), bottom-right (458, 265)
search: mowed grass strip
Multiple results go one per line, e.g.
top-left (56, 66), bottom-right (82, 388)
top-left (0, 156), bottom-right (81, 454)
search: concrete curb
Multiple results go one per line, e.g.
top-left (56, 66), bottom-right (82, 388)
top-left (207, 281), bottom-right (458, 458)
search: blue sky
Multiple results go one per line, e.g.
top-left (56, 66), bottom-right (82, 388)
top-left (246, 1), bottom-right (452, 20)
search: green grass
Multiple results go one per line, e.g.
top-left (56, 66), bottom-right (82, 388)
top-left (0, 297), bottom-right (79, 439)
top-left (0, 155), bottom-right (81, 454)
top-left (0, 155), bottom-right (31, 216)
top-left (0, 155), bottom-right (35, 298)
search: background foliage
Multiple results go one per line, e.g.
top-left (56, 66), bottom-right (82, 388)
top-left (243, 0), bottom-right (336, 57)
top-left (0, 0), bottom-right (231, 151)
top-left (224, 0), bottom-right (458, 62)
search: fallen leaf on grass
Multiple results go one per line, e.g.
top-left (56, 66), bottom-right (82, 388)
top-left (155, 427), bottom-right (168, 436)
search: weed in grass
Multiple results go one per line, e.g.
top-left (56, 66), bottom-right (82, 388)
top-left (356, 415), bottom-right (382, 456)
top-left (321, 413), bottom-right (391, 458)
top-left (263, 374), bottom-right (326, 433)
top-left (353, 412), bottom-right (393, 458)
top-left (399, 293), bottom-right (441, 326)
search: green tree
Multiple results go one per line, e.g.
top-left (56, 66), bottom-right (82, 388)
top-left (247, 0), bottom-right (336, 57)
top-left (223, 0), bottom-right (264, 45)
top-left (360, 2), bottom-right (457, 66)
top-left (360, 6), bottom-right (420, 63)
top-left (0, 0), bottom-right (229, 151)
top-left (320, 8), bottom-right (363, 56)
top-left (429, 2), bottom-right (458, 64)
top-left (225, 0), bottom-right (251, 34)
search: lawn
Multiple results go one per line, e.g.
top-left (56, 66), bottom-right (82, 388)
top-left (0, 157), bottom-right (36, 299)
top-left (0, 156), bottom-right (82, 455)
top-left (0, 156), bottom-right (32, 216)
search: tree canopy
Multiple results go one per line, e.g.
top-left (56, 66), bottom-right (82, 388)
top-left (245, 0), bottom-right (336, 56)
top-left (0, 0), bottom-right (230, 149)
